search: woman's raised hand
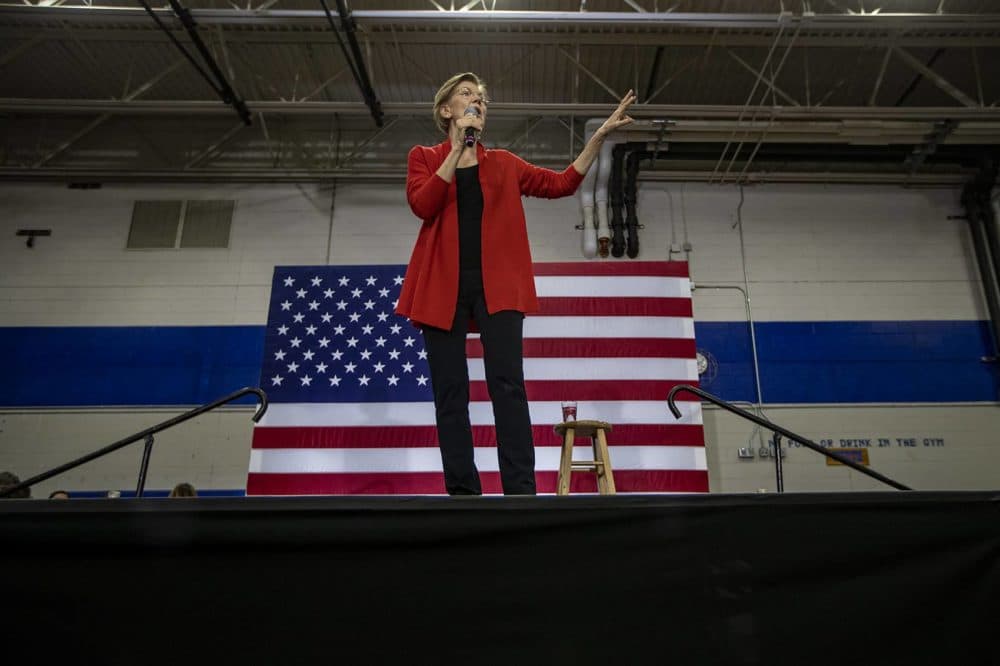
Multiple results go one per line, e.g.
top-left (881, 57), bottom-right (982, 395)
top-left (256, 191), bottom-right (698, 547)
top-left (597, 89), bottom-right (637, 138)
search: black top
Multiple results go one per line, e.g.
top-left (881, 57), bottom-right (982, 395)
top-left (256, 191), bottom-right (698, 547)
top-left (455, 164), bottom-right (483, 271)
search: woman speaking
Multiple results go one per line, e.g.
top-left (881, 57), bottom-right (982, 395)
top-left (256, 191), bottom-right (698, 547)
top-left (396, 72), bottom-right (635, 495)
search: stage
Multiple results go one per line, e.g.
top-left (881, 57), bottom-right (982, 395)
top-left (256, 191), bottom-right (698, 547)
top-left (3, 491), bottom-right (998, 664)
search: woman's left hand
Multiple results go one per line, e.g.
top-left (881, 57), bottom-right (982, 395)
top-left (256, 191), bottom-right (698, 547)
top-left (597, 89), bottom-right (637, 137)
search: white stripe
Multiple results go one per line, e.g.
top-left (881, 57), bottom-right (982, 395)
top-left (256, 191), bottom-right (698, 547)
top-left (535, 276), bottom-right (691, 298)
top-left (523, 316), bottom-right (694, 339)
top-left (258, 401), bottom-right (702, 427)
top-left (469, 357), bottom-right (698, 381)
top-left (248, 446), bottom-right (706, 474)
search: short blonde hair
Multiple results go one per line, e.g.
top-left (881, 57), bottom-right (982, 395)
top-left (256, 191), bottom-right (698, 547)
top-left (432, 72), bottom-right (488, 135)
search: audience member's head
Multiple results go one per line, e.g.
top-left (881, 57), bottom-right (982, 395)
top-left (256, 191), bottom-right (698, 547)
top-left (48, 490), bottom-right (70, 500)
top-left (0, 471), bottom-right (31, 499)
top-left (169, 482), bottom-right (198, 498)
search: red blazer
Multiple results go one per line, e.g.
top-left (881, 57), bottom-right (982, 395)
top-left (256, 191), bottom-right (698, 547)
top-left (396, 140), bottom-right (585, 330)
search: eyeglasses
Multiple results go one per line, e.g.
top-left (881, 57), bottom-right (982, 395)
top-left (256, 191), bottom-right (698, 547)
top-left (454, 86), bottom-right (489, 105)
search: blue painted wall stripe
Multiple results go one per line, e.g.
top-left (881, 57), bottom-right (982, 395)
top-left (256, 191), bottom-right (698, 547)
top-left (695, 321), bottom-right (999, 403)
top-left (0, 326), bottom-right (264, 407)
top-left (1, 322), bottom-right (996, 407)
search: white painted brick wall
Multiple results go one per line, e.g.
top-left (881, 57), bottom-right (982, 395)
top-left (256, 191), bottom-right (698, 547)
top-left (1, 183), bottom-right (332, 325)
top-left (1, 181), bottom-right (980, 325)
top-left (704, 405), bottom-right (1000, 493)
top-left (0, 409), bottom-right (254, 498)
top-left (0, 179), bottom-right (994, 494)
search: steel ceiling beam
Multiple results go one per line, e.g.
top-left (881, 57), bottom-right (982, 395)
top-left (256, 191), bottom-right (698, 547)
top-left (868, 45), bottom-right (893, 106)
top-left (335, 117), bottom-right (398, 167)
top-left (972, 47), bottom-right (985, 107)
top-left (0, 166), bottom-right (971, 186)
top-left (4, 5), bottom-right (1000, 32)
top-left (0, 33), bottom-right (42, 69)
top-left (9, 116), bottom-right (1000, 152)
top-left (731, 25), bottom-right (805, 184)
top-left (5, 27), bottom-right (1000, 48)
top-left (891, 45), bottom-right (979, 108)
top-left (644, 54), bottom-right (700, 104)
top-left (5, 5), bottom-right (996, 185)
top-left (725, 48), bottom-right (801, 107)
top-left (556, 46), bottom-right (622, 102)
top-left (5, 99), bottom-right (1000, 121)
top-left (184, 120), bottom-right (247, 168)
top-left (711, 19), bottom-right (788, 182)
top-left (30, 59), bottom-right (185, 167)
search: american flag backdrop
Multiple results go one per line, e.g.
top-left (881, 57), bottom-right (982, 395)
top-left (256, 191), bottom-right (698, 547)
top-left (247, 261), bottom-right (707, 495)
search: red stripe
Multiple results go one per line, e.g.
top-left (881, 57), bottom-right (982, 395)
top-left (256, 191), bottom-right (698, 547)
top-left (246, 470), bottom-right (709, 495)
top-left (535, 297), bottom-right (692, 317)
top-left (532, 261), bottom-right (689, 277)
top-left (480, 380), bottom-right (700, 401)
top-left (468, 338), bottom-right (697, 358)
top-left (251, 424), bottom-right (706, 449)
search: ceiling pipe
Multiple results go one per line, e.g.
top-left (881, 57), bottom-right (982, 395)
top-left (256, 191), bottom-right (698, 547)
top-left (5, 6), bottom-right (999, 31)
top-left (4, 99), bottom-right (999, 124)
top-left (136, 0), bottom-right (251, 126)
top-left (594, 137), bottom-right (616, 258)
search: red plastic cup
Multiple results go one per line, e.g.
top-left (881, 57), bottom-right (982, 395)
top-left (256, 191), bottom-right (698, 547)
top-left (561, 401), bottom-right (577, 422)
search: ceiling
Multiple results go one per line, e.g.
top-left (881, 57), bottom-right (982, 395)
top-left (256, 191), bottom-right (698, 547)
top-left (2, 0), bottom-right (999, 184)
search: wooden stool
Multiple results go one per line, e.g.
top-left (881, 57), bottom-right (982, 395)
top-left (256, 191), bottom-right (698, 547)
top-left (553, 420), bottom-right (616, 495)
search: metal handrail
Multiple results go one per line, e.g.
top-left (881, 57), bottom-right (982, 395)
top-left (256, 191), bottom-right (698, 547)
top-left (667, 384), bottom-right (911, 491)
top-left (0, 387), bottom-right (268, 498)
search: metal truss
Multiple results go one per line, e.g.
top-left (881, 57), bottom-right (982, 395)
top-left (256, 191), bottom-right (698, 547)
top-left (32, 59), bottom-right (185, 167)
top-left (2, 2), bottom-right (999, 182)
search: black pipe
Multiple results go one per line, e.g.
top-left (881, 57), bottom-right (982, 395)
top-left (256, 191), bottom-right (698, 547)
top-left (644, 47), bottom-right (664, 104)
top-left (162, 0), bottom-right (251, 126)
top-left (624, 143), bottom-right (656, 259)
top-left (319, 0), bottom-right (373, 125)
top-left (0, 387), bottom-right (268, 498)
top-left (906, 119), bottom-right (958, 176)
top-left (610, 143), bottom-right (627, 258)
top-left (624, 149), bottom-right (642, 258)
top-left (667, 384), bottom-right (912, 491)
top-left (335, 0), bottom-right (383, 127)
top-left (321, 0), bottom-right (383, 128)
top-left (136, 0), bottom-right (222, 101)
top-left (895, 48), bottom-right (944, 107)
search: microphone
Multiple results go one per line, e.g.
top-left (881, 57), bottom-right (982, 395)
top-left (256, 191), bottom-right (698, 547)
top-left (463, 105), bottom-right (480, 148)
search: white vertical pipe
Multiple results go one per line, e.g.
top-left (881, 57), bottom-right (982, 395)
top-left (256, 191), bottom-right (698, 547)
top-left (594, 135), bottom-right (616, 258)
top-left (579, 120), bottom-right (600, 258)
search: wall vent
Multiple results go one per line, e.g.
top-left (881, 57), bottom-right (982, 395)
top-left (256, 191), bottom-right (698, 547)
top-left (180, 200), bottom-right (234, 249)
top-left (127, 200), bottom-right (183, 249)
top-left (127, 200), bottom-right (234, 249)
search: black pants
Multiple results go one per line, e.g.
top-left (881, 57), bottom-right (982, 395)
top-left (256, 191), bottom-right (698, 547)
top-left (421, 270), bottom-right (536, 495)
